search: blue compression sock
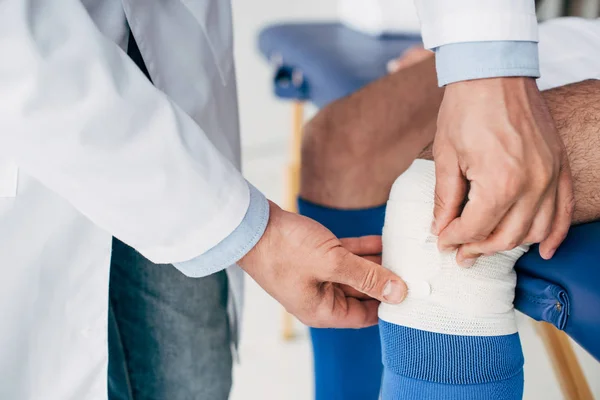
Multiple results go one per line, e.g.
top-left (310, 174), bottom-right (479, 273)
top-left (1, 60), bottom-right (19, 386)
top-left (379, 321), bottom-right (525, 399)
top-left (298, 198), bottom-right (386, 400)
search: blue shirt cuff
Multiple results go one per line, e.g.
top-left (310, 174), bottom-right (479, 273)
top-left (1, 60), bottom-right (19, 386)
top-left (435, 41), bottom-right (540, 86)
top-left (173, 182), bottom-right (270, 277)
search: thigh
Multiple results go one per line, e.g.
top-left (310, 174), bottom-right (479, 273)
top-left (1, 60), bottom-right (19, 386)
top-left (108, 238), bottom-right (232, 400)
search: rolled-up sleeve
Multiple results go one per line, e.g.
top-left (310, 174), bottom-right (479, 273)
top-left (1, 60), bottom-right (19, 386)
top-left (435, 41), bottom-right (540, 86)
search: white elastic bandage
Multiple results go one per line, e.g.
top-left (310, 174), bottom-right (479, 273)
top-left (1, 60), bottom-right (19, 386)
top-left (378, 160), bottom-right (529, 336)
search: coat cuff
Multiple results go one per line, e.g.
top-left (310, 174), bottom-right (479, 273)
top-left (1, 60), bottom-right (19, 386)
top-left (173, 182), bottom-right (270, 277)
top-left (435, 41), bottom-right (540, 86)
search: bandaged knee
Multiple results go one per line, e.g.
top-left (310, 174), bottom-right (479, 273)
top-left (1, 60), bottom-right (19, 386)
top-left (379, 160), bottom-right (529, 400)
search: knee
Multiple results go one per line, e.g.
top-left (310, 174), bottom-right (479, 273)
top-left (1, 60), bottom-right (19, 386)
top-left (300, 101), bottom-right (378, 206)
top-left (388, 160), bottom-right (436, 205)
top-left (301, 103), bottom-right (364, 182)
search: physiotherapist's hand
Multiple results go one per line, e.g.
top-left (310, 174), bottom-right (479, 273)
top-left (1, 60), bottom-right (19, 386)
top-left (238, 201), bottom-right (407, 328)
top-left (433, 77), bottom-right (574, 266)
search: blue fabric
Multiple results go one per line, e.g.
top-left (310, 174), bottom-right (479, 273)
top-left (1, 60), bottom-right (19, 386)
top-left (298, 198), bottom-right (386, 400)
top-left (516, 222), bottom-right (600, 361)
top-left (435, 41), bottom-right (540, 86)
top-left (379, 321), bottom-right (524, 400)
top-left (258, 23), bottom-right (421, 107)
top-left (515, 272), bottom-right (569, 330)
top-left (173, 182), bottom-right (269, 278)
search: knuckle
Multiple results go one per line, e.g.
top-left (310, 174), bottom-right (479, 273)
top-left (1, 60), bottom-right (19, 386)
top-left (498, 237), bottom-right (520, 251)
top-left (462, 227), bottom-right (488, 243)
top-left (537, 165), bottom-right (556, 189)
top-left (498, 170), bottom-right (525, 200)
top-left (359, 267), bottom-right (378, 294)
top-left (527, 229), bottom-right (550, 244)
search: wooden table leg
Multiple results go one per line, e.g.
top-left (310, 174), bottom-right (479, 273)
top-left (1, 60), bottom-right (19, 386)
top-left (282, 101), bottom-right (305, 341)
top-left (535, 321), bottom-right (593, 400)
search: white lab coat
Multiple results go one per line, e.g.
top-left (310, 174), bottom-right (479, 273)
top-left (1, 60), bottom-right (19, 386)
top-left (413, 0), bottom-right (539, 48)
top-left (0, 0), bottom-right (247, 398)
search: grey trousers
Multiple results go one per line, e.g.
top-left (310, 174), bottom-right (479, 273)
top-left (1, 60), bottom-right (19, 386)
top-left (108, 238), bottom-right (232, 400)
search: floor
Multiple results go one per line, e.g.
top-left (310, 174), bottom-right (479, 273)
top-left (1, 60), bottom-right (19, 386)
top-left (229, 1), bottom-right (600, 399)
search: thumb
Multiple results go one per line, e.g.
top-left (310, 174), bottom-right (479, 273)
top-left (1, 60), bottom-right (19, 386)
top-left (432, 151), bottom-right (467, 236)
top-left (331, 252), bottom-right (407, 304)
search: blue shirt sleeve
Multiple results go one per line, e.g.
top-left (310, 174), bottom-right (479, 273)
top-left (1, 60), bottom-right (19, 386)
top-left (173, 182), bottom-right (270, 277)
top-left (435, 41), bottom-right (540, 87)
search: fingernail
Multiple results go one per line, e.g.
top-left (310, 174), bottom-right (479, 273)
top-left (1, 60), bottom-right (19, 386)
top-left (458, 257), bottom-right (476, 268)
top-left (383, 280), bottom-right (406, 304)
top-left (543, 248), bottom-right (556, 260)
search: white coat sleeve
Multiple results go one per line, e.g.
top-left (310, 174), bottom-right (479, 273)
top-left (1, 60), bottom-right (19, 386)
top-left (0, 0), bottom-right (251, 264)
top-left (413, 0), bottom-right (539, 49)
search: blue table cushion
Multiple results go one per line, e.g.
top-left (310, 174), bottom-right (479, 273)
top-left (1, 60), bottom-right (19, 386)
top-left (516, 222), bottom-right (600, 361)
top-left (258, 23), bottom-right (421, 107)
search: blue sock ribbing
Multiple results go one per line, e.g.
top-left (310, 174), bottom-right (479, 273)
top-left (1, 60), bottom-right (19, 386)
top-left (298, 198), bottom-right (385, 400)
top-left (380, 320), bottom-right (525, 400)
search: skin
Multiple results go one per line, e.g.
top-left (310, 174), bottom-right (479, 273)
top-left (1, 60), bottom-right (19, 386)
top-left (435, 77), bottom-right (573, 265)
top-left (238, 202), bottom-right (407, 329)
top-left (345, 47), bottom-right (574, 264)
top-left (300, 57), bottom-right (600, 265)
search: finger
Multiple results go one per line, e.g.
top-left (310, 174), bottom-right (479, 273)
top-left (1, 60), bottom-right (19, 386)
top-left (326, 296), bottom-right (380, 329)
top-left (539, 162), bottom-right (575, 259)
top-left (340, 236), bottom-right (382, 256)
top-left (363, 255), bottom-right (382, 265)
top-left (522, 189), bottom-right (556, 244)
top-left (457, 197), bottom-right (539, 266)
top-left (437, 181), bottom-right (513, 251)
top-left (340, 284), bottom-right (375, 300)
top-left (432, 148), bottom-right (468, 236)
top-left (326, 252), bottom-right (407, 304)
top-left (307, 284), bottom-right (380, 329)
